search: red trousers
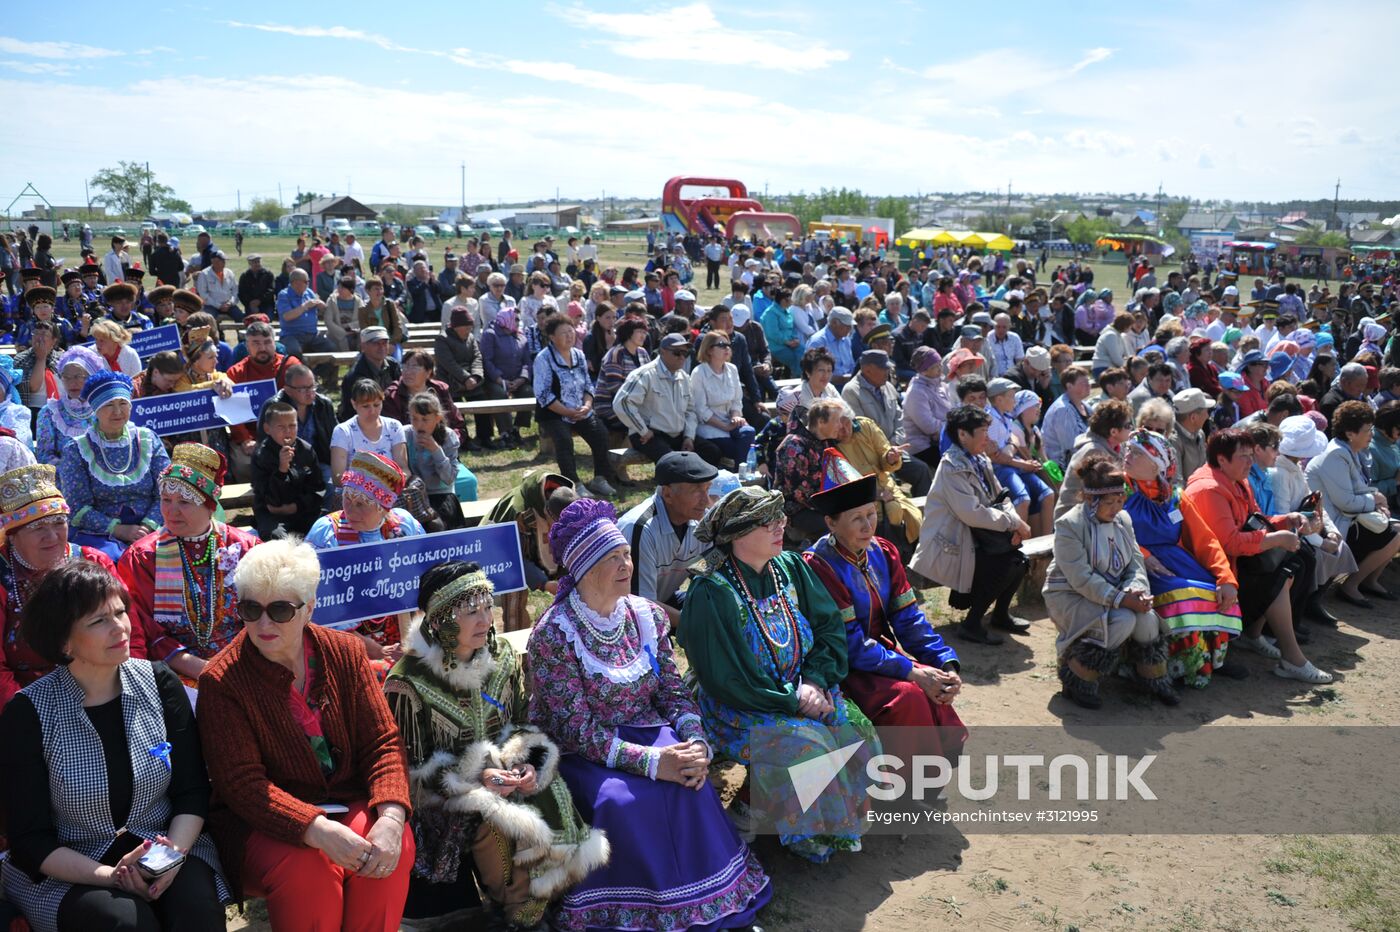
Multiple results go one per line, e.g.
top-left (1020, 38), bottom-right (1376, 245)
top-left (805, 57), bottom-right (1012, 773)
top-left (844, 667), bottom-right (969, 766)
top-left (243, 801), bottom-right (416, 932)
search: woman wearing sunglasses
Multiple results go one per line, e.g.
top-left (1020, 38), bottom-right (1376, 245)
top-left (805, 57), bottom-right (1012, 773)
top-left (117, 443), bottom-right (261, 688)
top-left (196, 538), bottom-right (415, 931)
top-left (0, 464), bottom-right (124, 706)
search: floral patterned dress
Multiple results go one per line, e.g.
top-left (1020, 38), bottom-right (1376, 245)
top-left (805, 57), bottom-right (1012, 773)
top-left (528, 592), bottom-right (771, 931)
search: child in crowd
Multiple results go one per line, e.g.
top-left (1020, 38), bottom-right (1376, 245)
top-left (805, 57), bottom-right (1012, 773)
top-left (250, 400), bottom-right (325, 539)
top-left (405, 391), bottom-right (465, 529)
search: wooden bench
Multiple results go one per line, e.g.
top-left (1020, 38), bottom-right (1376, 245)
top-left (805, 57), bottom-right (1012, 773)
top-left (220, 482), bottom-right (254, 510)
top-left (460, 497), bottom-right (498, 527)
top-left (455, 398), bottom-right (536, 417)
top-left (1019, 534), bottom-right (1054, 603)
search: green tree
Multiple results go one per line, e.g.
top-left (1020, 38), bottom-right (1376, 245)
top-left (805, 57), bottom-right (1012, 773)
top-left (161, 196), bottom-right (193, 214)
top-left (246, 196), bottom-right (284, 224)
top-left (1297, 229), bottom-right (1350, 248)
top-left (1066, 216), bottom-right (1115, 247)
top-left (89, 161), bottom-right (176, 217)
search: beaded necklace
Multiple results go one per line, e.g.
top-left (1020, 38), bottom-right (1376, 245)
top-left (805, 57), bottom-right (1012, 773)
top-left (725, 556), bottom-right (801, 682)
top-left (178, 532), bottom-right (222, 649)
top-left (94, 429), bottom-right (135, 474)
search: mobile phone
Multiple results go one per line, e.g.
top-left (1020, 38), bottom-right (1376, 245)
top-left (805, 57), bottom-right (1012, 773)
top-left (1300, 491), bottom-right (1321, 513)
top-left (137, 844), bottom-right (185, 878)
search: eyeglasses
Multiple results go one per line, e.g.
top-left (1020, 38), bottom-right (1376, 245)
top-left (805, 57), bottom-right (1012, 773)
top-left (237, 600), bottom-right (305, 623)
top-left (713, 342), bottom-right (732, 349)
top-left (286, 382), bottom-right (315, 392)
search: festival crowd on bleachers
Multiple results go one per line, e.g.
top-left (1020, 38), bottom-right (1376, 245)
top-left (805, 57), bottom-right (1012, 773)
top-left (0, 220), bottom-right (1396, 931)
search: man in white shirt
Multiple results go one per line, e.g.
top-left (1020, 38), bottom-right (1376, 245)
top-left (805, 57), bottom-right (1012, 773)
top-left (102, 236), bottom-right (127, 284)
top-left (985, 313), bottom-right (1025, 378)
top-left (703, 236), bottom-right (725, 290)
top-left (195, 250), bottom-right (238, 317)
top-left (341, 233), bottom-right (365, 273)
top-left (617, 451), bottom-right (716, 623)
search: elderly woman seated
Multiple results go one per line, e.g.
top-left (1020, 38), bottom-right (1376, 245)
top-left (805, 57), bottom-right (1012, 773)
top-left (1184, 428), bottom-right (1331, 684)
top-left (1054, 398), bottom-right (1134, 521)
top-left (1122, 430), bottom-right (1244, 689)
top-left (528, 499), bottom-right (771, 930)
top-left (1047, 452), bottom-right (1180, 709)
top-left (0, 561), bottom-right (229, 931)
top-left (1247, 419), bottom-right (1355, 626)
top-left (307, 452), bottom-right (425, 669)
top-left (832, 409), bottom-right (923, 560)
top-left (1307, 400), bottom-right (1400, 607)
top-left (803, 458), bottom-right (966, 772)
top-left (681, 487), bottom-right (875, 865)
top-left (0, 464), bottom-right (124, 705)
top-left (58, 371), bottom-right (171, 561)
top-left (911, 405), bottom-right (1033, 646)
top-left (385, 561), bottom-right (607, 927)
top-left (773, 398), bottom-right (849, 545)
top-left (197, 539), bottom-right (416, 931)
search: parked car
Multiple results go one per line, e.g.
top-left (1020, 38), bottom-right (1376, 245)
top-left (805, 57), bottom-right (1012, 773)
top-left (355, 219), bottom-right (384, 234)
top-left (248, 222), bottom-right (270, 235)
top-left (181, 224), bottom-right (207, 237)
top-left (325, 218), bottom-right (352, 233)
top-left (436, 224), bottom-right (457, 237)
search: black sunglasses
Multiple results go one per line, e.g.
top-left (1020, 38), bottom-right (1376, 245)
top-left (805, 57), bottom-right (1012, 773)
top-left (237, 600), bottom-right (305, 624)
top-left (713, 342), bottom-right (731, 349)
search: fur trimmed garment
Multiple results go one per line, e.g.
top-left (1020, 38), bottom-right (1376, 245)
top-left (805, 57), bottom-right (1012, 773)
top-left (385, 622), bottom-right (607, 919)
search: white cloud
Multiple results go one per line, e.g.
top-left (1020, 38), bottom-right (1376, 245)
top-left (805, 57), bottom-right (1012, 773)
top-left (223, 22), bottom-right (435, 56)
top-left (0, 37), bottom-right (121, 59)
top-left (1068, 47), bottom-right (1113, 74)
top-left (0, 60), bottom-right (78, 75)
top-left (552, 2), bottom-right (848, 73)
top-left (1339, 127), bottom-right (1363, 144)
top-left (1197, 147), bottom-right (1215, 169)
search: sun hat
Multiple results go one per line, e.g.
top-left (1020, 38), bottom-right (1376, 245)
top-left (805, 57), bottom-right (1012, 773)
top-left (1278, 415), bottom-right (1328, 459)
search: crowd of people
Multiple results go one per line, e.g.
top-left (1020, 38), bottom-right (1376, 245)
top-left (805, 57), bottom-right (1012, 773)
top-left (0, 221), bottom-right (1395, 931)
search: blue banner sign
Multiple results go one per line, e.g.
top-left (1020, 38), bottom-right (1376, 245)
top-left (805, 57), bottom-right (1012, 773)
top-left (129, 378), bottom-right (278, 437)
top-left (129, 324), bottom-right (182, 361)
top-left (312, 522), bottom-right (526, 630)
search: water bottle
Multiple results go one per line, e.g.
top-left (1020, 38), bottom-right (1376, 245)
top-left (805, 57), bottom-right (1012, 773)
top-left (743, 447), bottom-right (758, 481)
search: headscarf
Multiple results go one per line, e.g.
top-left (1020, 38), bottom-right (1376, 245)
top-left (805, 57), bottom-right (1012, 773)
top-left (496, 305), bottom-right (519, 334)
top-left (1125, 428), bottom-right (1175, 489)
top-left (547, 498), bottom-right (627, 609)
top-left (341, 451), bottom-right (405, 510)
top-left (695, 486), bottom-right (784, 548)
top-left (1010, 389), bottom-right (1041, 420)
top-left (911, 345), bottom-right (942, 376)
top-left (423, 566), bottom-right (494, 664)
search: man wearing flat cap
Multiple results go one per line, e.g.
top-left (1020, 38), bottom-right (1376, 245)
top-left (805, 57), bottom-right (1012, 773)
top-left (617, 451), bottom-right (717, 623)
top-left (842, 349), bottom-right (932, 497)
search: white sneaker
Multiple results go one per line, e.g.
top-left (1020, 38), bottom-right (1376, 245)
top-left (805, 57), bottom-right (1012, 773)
top-left (1234, 635), bottom-right (1282, 660)
top-left (586, 477), bottom-right (616, 499)
top-left (1274, 659), bottom-right (1333, 684)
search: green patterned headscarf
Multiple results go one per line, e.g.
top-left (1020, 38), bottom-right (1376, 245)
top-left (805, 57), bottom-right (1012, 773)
top-left (696, 486), bottom-right (785, 547)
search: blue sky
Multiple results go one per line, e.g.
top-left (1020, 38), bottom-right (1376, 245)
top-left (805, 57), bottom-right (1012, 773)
top-left (3, 1), bottom-right (1397, 212)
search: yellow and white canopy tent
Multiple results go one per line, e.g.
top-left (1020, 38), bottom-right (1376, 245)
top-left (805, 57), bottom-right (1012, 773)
top-left (895, 228), bottom-right (1017, 259)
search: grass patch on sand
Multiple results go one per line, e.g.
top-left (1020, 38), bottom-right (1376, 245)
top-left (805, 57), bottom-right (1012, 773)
top-left (1269, 835), bottom-right (1400, 930)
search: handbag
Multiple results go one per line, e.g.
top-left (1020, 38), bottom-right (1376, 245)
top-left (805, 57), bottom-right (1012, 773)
top-left (1235, 511), bottom-right (1286, 575)
top-left (969, 489), bottom-right (1016, 555)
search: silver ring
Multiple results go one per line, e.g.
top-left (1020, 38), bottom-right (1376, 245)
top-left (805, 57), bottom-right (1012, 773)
top-left (491, 776), bottom-right (505, 786)
top-left (359, 851), bottom-right (371, 863)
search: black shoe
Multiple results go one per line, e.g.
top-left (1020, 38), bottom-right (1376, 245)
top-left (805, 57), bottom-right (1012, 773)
top-left (957, 622), bottom-right (1004, 645)
top-left (988, 613), bottom-right (1032, 634)
top-left (1143, 676), bottom-right (1181, 706)
top-left (464, 438), bottom-right (484, 452)
top-left (1304, 593), bottom-right (1340, 626)
top-left (1361, 583), bottom-right (1398, 602)
top-left (1335, 589), bottom-right (1376, 610)
top-left (1214, 661), bottom-right (1249, 680)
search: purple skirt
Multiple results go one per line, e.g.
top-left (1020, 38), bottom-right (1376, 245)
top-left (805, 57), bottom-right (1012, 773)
top-left (555, 724), bottom-right (771, 932)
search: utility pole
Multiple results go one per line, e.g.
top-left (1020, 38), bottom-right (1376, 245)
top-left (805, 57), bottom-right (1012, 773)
top-left (1332, 178), bottom-right (1341, 230)
top-left (84, 179), bottom-right (91, 220)
top-left (278, 182), bottom-right (283, 207)
top-left (237, 190), bottom-right (241, 213)
top-left (1005, 180), bottom-right (1012, 234)
top-left (1155, 182), bottom-right (1163, 236)
top-left (145, 162), bottom-right (152, 215)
